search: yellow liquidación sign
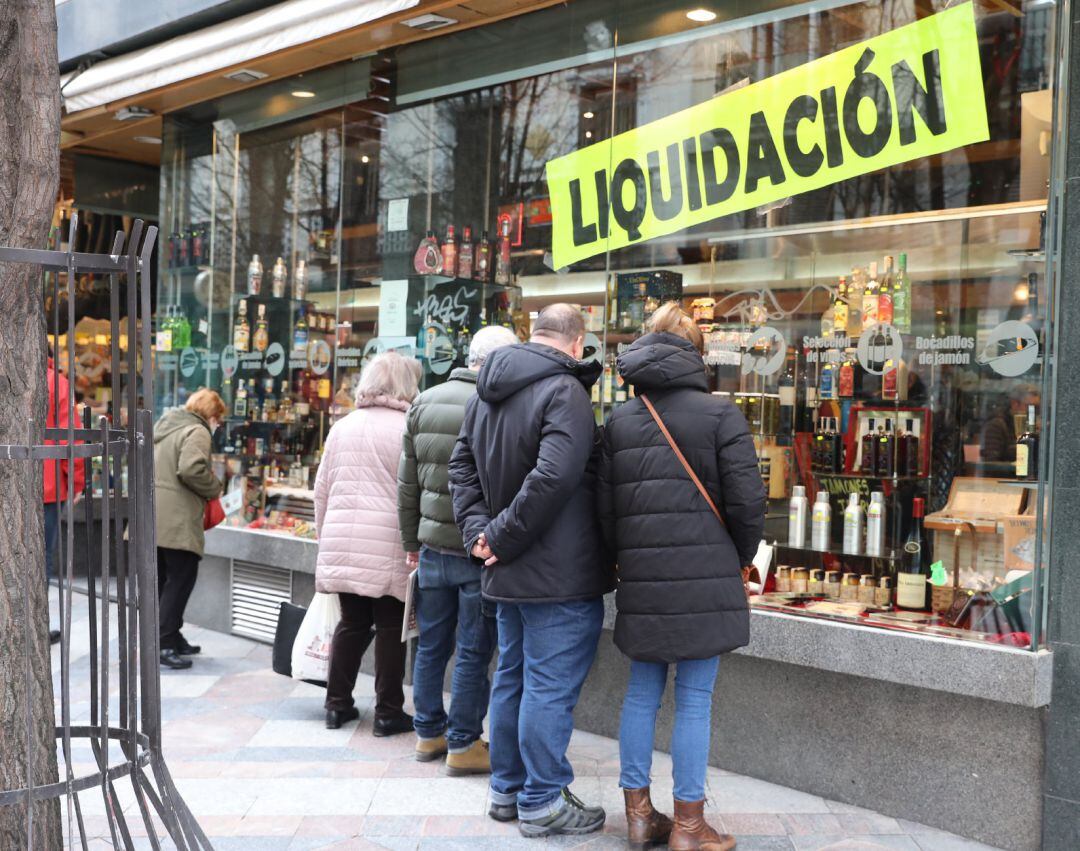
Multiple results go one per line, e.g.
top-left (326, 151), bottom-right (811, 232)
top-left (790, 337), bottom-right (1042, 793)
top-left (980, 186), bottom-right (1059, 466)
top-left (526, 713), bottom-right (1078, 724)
top-left (546, 3), bottom-right (989, 268)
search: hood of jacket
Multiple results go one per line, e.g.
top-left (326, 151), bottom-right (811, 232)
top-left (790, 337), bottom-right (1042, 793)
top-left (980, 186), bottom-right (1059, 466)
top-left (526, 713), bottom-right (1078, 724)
top-left (154, 409), bottom-right (209, 444)
top-left (476, 342), bottom-right (601, 403)
top-left (617, 332), bottom-right (708, 393)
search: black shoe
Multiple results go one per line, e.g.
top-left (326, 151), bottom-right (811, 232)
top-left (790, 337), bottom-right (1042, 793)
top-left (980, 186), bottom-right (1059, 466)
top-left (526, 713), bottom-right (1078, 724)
top-left (49, 630), bottom-right (61, 645)
top-left (372, 710), bottom-right (414, 737)
top-left (325, 707), bottom-right (360, 730)
top-left (489, 801), bottom-right (519, 822)
top-left (519, 788), bottom-right (605, 838)
top-left (160, 649), bottom-right (193, 670)
top-left (176, 635), bottom-right (201, 655)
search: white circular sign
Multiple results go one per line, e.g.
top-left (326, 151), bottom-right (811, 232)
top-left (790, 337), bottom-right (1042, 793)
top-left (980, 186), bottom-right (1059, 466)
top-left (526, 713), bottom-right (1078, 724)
top-left (977, 321), bottom-right (1039, 377)
top-left (429, 334), bottom-right (455, 375)
top-left (264, 341), bottom-right (285, 377)
top-left (582, 332), bottom-right (603, 365)
top-left (857, 323), bottom-right (903, 376)
top-left (220, 345), bottom-right (238, 378)
top-left (742, 326), bottom-right (786, 376)
top-left (179, 347), bottom-right (199, 378)
top-left (308, 339), bottom-right (332, 375)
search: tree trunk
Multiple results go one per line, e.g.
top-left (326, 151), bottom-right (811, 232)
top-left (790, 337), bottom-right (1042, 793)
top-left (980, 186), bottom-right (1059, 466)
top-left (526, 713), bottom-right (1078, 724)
top-left (0, 1), bottom-right (62, 848)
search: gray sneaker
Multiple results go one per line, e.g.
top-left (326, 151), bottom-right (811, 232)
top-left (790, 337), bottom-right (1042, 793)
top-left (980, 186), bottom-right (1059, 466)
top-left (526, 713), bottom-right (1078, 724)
top-left (519, 788), bottom-right (605, 838)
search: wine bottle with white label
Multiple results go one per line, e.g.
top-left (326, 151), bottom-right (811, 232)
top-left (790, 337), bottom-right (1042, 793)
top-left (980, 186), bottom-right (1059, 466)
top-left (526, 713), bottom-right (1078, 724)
top-left (1016, 404), bottom-right (1038, 481)
top-left (896, 497), bottom-right (931, 610)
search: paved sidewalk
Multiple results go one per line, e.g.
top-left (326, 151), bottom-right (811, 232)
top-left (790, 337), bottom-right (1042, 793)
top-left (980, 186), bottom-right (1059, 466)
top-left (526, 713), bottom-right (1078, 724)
top-left (52, 590), bottom-right (1000, 850)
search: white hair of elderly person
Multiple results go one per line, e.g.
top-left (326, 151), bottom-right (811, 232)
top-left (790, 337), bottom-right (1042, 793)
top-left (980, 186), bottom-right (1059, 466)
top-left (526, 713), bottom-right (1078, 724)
top-left (468, 325), bottom-right (519, 370)
top-left (354, 350), bottom-right (422, 408)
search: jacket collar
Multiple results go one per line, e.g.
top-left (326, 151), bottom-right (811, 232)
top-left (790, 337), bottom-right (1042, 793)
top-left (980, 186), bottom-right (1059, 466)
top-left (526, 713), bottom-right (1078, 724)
top-left (449, 367), bottom-right (478, 384)
top-left (355, 394), bottom-right (411, 412)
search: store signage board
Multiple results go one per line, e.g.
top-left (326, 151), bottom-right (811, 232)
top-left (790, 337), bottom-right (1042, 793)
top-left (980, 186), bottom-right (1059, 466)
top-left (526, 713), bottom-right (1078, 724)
top-left (545, 3), bottom-right (989, 268)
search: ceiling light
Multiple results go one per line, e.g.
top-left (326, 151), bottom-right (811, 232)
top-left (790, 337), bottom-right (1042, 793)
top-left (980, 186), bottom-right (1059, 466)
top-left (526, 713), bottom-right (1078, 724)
top-left (133, 135), bottom-right (162, 145)
top-left (585, 131), bottom-right (593, 139)
top-left (583, 111), bottom-right (594, 119)
top-left (1014, 283), bottom-right (1030, 302)
top-left (361, 155), bottom-right (370, 163)
top-left (686, 8), bottom-right (717, 22)
top-left (402, 13), bottom-right (457, 30)
top-left (223, 68), bottom-right (268, 84)
top-left (114, 106), bottom-right (154, 122)
top-left (292, 90), bottom-right (316, 98)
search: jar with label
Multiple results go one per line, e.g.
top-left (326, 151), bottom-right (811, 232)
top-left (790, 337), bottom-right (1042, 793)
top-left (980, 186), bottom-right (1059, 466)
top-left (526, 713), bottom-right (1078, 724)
top-left (791, 567), bottom-right (809, 594)
top-left (875, 576), bottom-right (893, 608)
top-left (840, 572), bottom-right (861, 601)
top-left (809, 568), bottom-right (825, 595)
top-left (776, 566), bottom-right (792, 593)
top-left (824, 570), bottom-right (842, 598)
top-left (858, 574), bottom-right (877, 605)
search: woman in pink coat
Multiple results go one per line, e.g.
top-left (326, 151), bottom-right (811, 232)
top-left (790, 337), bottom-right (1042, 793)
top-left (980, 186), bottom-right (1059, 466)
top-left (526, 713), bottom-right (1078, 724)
top-left (315, 351), bottom-right (421, 732)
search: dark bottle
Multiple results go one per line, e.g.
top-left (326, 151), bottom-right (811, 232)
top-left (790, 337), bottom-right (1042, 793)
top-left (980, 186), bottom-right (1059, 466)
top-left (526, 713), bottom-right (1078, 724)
top-left (899, 417), bottom-right (920, 477)
top-left (876, 419), bottom-right (896, 477)
top-left (828, 417), bottom-right (845, 473)
top-left (896, 497), bottom-right (931, 610)
top-left (813, 418), bottom-right (826, 472)
top-left (1015, 404), bottom-right (1039, 482)
top-left (861, 417), bottom-right (877, 475)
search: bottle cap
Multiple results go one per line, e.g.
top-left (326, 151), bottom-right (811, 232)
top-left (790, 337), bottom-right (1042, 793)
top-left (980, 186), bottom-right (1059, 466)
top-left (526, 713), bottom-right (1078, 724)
top-left (912, 497), bottom-right (925, 518)
top-left (793, 485), bottom-right (806, 498)
top-left (870, 491), bottom-right (884, 503)
top-left (848, 493), bottom-right (860, 506)
top-left (816, 490), bottom-right (829, 503)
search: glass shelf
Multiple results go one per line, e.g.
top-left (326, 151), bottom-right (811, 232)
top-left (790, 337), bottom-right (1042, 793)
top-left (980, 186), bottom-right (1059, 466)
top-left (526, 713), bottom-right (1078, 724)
top-left (775, 541), bottom-right (901, 561)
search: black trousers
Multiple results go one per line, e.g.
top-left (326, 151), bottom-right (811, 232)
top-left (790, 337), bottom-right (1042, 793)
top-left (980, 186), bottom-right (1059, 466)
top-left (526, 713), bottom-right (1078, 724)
top-left (158, 546), bottom-right (200, 651)
top-left (325, 593), bottom-right (406, 718)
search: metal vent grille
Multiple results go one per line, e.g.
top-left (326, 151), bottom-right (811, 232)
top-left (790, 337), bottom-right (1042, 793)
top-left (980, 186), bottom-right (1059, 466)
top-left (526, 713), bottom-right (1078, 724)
top-left (231, 561), bottom-right (292, 643)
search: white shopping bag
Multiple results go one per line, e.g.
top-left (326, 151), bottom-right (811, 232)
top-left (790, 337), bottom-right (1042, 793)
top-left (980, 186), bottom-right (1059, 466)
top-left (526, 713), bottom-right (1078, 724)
top-left (291, 592), bottom-right (342, 683)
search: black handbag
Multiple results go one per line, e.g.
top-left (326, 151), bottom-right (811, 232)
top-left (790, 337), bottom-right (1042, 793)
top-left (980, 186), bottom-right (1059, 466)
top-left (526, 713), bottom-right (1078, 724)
top-left (271, 600), bottom-right (375, 688)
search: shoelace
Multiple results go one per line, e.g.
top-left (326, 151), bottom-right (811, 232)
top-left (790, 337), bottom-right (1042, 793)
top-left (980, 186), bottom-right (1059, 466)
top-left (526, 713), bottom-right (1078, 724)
top-left (562, 788), bottom-right (589, 811)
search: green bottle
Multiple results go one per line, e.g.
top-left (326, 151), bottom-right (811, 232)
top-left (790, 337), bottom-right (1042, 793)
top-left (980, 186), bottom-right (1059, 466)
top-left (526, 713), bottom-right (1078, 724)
top-left (892, 253), bottom-right (911, 333)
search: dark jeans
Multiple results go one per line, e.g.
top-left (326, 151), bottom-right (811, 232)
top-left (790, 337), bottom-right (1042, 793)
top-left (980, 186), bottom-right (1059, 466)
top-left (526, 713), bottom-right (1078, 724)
top-left (326, 593), bottom-right (407, 718)
top-left (157, 546), bottom-right (200, 651)
top-left (488, 597), bottom-right (604, 820)
top-left (44, 502), bottom-right (59, 583)
top-left (412, 548), bottom-right (496, 750)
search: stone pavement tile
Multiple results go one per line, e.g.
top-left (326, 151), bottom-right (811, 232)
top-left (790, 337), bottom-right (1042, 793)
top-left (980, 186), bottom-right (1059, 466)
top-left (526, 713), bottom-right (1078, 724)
top-left (383, 756), bottom-right (448, 778)
top-left (705, 776), bottom-right (831, 814)
top-left (288, 839), bottom-right (352, 851)
top-left (907, 829), bottom-right (1003, 851)
top-left (219, 760), bottom-right (336, 779)
top-left (781, 814), bottom-right (846, 835)
top-left (232, 814), bottom-right (304, 836)
top-left (165, 760), bottom-right (226, 778)
top-left (835, 813), bottom-right (906, 834)
top-left (790, 836), bottom-right (921, 851)
top-left (159, 674), bottom-right (218, 698)
top-left (203, 670), bottom-right (300, 704)
top-left (292, 680), bottom-right (331, 698)
top-left (304, 840), bottom-right (397, 851)
top-left (728, 838), bottom-right (797, 850)
top-left (331, 760), bottom-right (390, 778)
top-left (247, 696), bottom-right (328, 721)
top-left (829, 801), bottom-right (890, 815)
top-left (362, 815), bottom-right (427, 836)
top-left (721, 813), bottom-right (788, 835)
top-left (365, 838), bottom-right (422, 850)
top-left (295, 815), bottom-right (365, 837)
top-left (162, 708), bottom-right (266, 751)
top-left (184, 625), bottom-right (266, 658)
top-left (250, 719), bottom-right (369, 749)
top-left (245, 778), bottom-right (381, 817)
top-left (368, 776), bottom-right (490, 816)
top-left (205, 745), bottom-right (382, 763)
top-left (171, 778), bottom-right (259, 816)
top-left (422, 814), bottom-right (493, 836)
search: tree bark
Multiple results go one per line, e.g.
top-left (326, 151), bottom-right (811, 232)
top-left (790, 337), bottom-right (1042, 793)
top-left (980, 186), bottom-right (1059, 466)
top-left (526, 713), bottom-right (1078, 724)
top-left (0, 1), bottom-right (62, 848)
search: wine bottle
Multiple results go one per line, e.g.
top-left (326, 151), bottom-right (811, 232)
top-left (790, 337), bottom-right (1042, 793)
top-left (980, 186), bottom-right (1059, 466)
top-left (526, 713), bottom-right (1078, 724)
top-left (828, 416), bottom-right (845, 473)
top-left (861, 417), bottom-right (877, 474)
top-left (475, 231), bottom-right (492, 282)
top-left (862, 260), bottom-right (880, 332)
top-left (458, 226), bottom-right (475, 279)
top-left (833, 276), bottom-right (849, 334)
top-left (878, 255), bottom-right (894, 325)
top-left (899, 417), bottom-right (920, 477)
top-left (876, 419), bottom-right (895, 477)
top-left (896, 497), bottom-right (931, 610)
top-left (442, 225), bottom-right (458, 277)
top-left (1016, 404), bottom-right (1039, 481)
top-left (892, 253), bottom-right (911, 333)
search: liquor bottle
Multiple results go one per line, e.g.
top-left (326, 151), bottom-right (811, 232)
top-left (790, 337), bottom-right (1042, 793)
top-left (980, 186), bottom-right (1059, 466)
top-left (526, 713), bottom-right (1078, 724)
top-left (896, 497), bottom-right (931, 610)
top-left (866, 491), bottom-right (886, 557)
top-left (293, 308), bottom-right (309, 353)
top-left (843, 493), bottom-right (864, 555)
top-left (247, 254), bottom-right (263, 295)
top-left (495, 217), bottom-right (513, 285)
top-left (233, 299), bottom-right (251, 352)
top-left (191, 226), bottom-right (205, 267)
top-left (862, 260), bottom-right (880, 332)
top-left (174, 310), bottom-right (191, 349)
top-left (847, 267), bottom-right (864, 336)
top-left (293, 259), bottom-right (308, 300)
top-left (234, 379), bottom-right (248, 419)
top-left (272, 257), bottom-right (288, 298)
top-left (820, 296), bottom-right (835, 338)
top-left (882, 357), bottom-right (899, 401)
top-left (812, 418), bottom-right (826, 472)
top-left (177, 231), bottom-right (190, 268)
top-left (878, 255), bottom-right (895, 326)
top-left (788, 485), bottom-right (809, 548)
top-left (1016, 404), bottom-right (1039, 481)
top-left (263, 378), bottom-right (278, 421)
top-left (458, 226), bottom-right (475, 279)
top-left (892, 253), bottom-right (911, 333)
top-left (869, 323), bottom-right (889, 374)
top-left (253, 303), bottom-right (270, 352)
top-left (475, 231), bottom-right (492, 282)
top-left (414, 231), bottom-right (442, 275)
top-left (820, 362), bottom-right (836, 401)
top-left (833, 277), bottom-right (849, 334)
top-left (811, 491), bottom-right (832, 552)
top-left (899, 417), bottom-right (920, 477)
top-left (778, 367), bottom-right (795, 444)
top-left (876, 419), bottom-right (895, 477)
top-left (829, 416), bottom-right (845, 473)
top-left (861, 418), bottom-right (878, 474)
top-left (838, 358), bottom-right (854, 398)
top-left (441, 225), bottom-right (458, 277)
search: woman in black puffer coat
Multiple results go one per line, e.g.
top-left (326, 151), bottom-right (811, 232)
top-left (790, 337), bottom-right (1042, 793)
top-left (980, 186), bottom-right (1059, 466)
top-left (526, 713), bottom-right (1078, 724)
top-left (598, 303), bottom-right (765, 851)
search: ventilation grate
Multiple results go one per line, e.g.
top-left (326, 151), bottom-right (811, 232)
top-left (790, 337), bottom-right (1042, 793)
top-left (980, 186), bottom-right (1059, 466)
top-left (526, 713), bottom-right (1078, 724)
top-left (231, 561), bottom-right (292, 643)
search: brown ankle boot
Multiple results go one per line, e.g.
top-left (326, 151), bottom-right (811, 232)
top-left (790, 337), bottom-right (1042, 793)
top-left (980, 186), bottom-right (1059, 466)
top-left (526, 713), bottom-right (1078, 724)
top-left (668, 798), bottom-right (735, 851)
top-left (623, 786), bottom-right (672, 848)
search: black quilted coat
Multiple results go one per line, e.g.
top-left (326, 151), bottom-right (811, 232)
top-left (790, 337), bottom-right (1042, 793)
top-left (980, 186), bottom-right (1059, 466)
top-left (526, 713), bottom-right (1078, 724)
top-left (598, 333), bottom-right (766, 662)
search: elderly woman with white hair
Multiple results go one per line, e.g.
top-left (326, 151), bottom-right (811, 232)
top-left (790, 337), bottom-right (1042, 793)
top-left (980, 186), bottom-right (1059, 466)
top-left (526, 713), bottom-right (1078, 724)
top-left (314, 351), bottom-right (422, 732)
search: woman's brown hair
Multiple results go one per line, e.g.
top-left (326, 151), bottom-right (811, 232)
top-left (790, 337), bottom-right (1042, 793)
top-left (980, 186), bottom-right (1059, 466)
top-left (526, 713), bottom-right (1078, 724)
top-left (645, 301), bottom-right (705, 353)
top-left (185, 388), bottom-right (226, 423)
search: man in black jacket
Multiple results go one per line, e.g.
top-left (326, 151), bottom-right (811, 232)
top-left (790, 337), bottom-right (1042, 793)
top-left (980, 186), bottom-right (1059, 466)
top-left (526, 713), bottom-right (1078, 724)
top-left (449, 304), bottom-right (613, 838)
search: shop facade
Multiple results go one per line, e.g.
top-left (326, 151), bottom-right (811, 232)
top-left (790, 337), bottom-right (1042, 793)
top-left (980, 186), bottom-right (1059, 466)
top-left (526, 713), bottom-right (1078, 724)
top-left (150, 0), bottom-right (1074, 847)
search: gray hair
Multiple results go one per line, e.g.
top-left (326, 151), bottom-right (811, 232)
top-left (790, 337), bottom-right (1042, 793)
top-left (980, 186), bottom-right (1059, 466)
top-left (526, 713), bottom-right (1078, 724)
top-left (532, 303), bottom-right (585, 345)
top-left (355, 351), bottom-right (420, 406)
top-left (468, 325), bottom-right (518, 369)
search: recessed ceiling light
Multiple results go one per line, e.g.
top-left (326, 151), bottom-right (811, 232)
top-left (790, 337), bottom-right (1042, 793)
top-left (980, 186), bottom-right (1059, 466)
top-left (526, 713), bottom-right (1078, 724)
top-left (583, 111), bottom-right (594, 119)
top-left (585, 131), bottom-right (593, 139)
top-left (133, 135), bottom-right (162, 145)
top-left (402, 13), bottom-right (457, 30)
top-left (361, 155), bottom-right (370, 163)
top-left (686, 8), bottom-right (717, 22)
top-left (223, 68), bottom-right (268, 84)
top-left (292, 90), bottom-right (316, 98)
top-left (114, 106), bottom-right (154, 122)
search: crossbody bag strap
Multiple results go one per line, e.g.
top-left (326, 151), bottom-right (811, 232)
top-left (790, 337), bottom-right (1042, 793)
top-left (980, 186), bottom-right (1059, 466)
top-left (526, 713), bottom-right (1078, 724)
top-left (640, 394), bottom-right (725, 529)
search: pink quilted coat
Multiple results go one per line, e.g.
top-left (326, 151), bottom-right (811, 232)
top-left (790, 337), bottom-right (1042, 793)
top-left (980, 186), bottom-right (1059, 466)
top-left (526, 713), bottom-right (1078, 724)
top-left (314, 397), bottom-right (412, 601)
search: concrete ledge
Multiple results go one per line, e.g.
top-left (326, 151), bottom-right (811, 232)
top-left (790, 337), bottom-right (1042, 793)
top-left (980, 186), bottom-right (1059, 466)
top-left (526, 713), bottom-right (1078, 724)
top-left (204, 525), bottom-right (317, 573)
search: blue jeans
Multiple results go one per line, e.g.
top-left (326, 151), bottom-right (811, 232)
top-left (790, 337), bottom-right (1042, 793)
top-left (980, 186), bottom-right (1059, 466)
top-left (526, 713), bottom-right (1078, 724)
top-left (489, 598), bottom-right (604, 820)
top-left (412, 548), bottom-right (496, 751)
top-left (43, 502), bottom-right (59, 583)
top-left (619, 656), bottom-right (721, 802)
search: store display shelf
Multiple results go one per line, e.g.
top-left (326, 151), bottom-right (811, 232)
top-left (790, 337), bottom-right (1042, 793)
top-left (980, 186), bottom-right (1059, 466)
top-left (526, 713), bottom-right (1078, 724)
top-left (224, 416), bottom-right (317, 428)
top-left (232, 293), bottom-right (313, 306)
top-left (813, 471), bottom-right (927, 482)
top-left (1006, 248), bottom-right (1045, 262)
top-left (998, 479), bottom-right (1040, 489)
top-left (775, 541), bottom-right (901, 561)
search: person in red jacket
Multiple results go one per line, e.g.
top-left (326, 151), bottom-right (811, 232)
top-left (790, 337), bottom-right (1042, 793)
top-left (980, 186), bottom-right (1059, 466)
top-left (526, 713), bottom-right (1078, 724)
top-left (44, 359), bottom-right (86, 643)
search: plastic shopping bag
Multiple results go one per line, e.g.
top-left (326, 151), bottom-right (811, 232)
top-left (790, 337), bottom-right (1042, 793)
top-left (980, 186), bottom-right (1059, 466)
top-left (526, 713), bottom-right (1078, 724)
top-left (291, 592), bottom-right (342, 683)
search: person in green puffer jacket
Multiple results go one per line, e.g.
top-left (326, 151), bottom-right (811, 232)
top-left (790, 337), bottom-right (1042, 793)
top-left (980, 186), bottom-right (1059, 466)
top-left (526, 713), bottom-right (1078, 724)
top-left (398, 325), bottom-right (517, 775)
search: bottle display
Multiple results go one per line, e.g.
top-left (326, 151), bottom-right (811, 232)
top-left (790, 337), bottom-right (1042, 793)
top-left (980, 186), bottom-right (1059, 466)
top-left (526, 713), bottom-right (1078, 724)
top-left (441, 225), bottom-right (458, 277)
top-left (866, 491), bottom-right (886, 556)
top-left (892, 253), bottom-right (911, 332)
top-left (788, 485), bottom-right (809, 548)
top-left (811, 491), bottom-right (832, 552)
top-left (272, 257), bottom-right (288, 298)
top-left (293, 259), bottom-right (308, 300)
top-left (247, 254), bottom-right (263, 295)
top-left (843, 493), bottom-right (864, 555)
top-left (1016, 404), bottom-right (1039, 481)
top-left (495, 216), bottom-right (513, 285)
top-left (458, 226), bottom-right (474, 279)
top-left (475, 231), bottom-right (492, 282)
top-left (897, 497), bottom-right (931, 610)
top-left (233, 299), bottom-right (251, 352)
top-left (253, 303), bottom-right (270, 352)
top-left (414, 231), bottom-right (442, 275)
